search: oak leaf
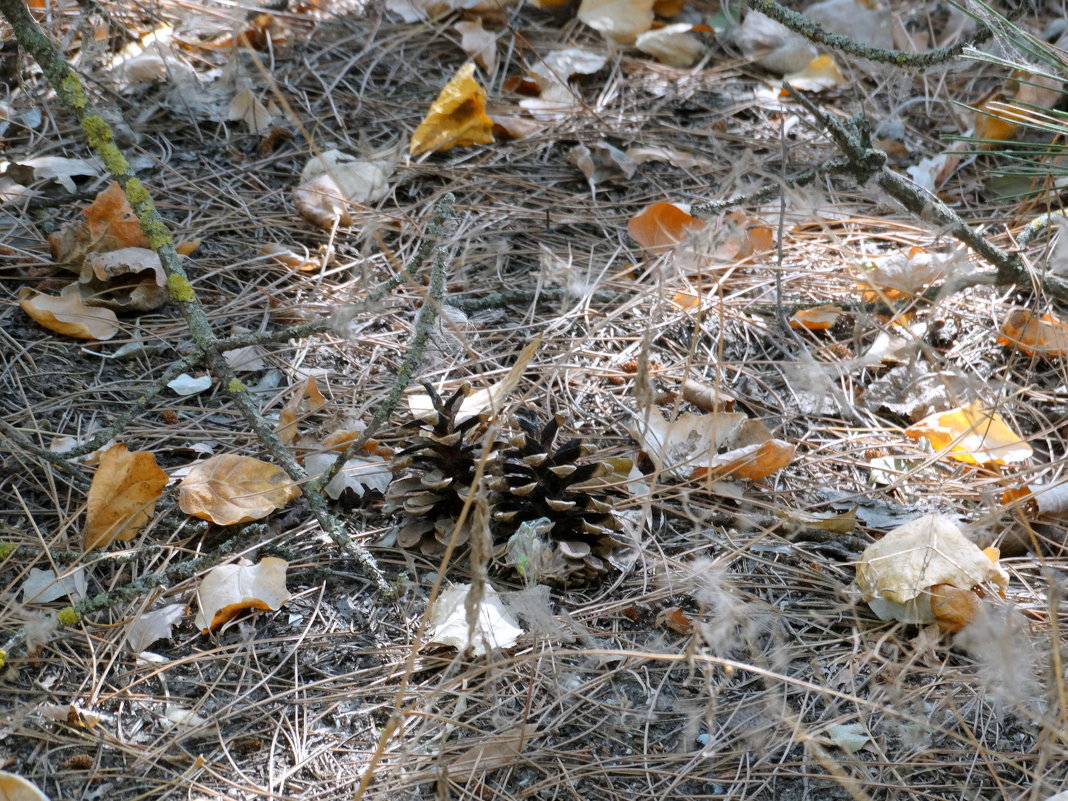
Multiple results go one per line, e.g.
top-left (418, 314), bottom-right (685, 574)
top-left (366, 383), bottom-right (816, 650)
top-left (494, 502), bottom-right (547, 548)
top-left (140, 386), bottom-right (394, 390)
top-left (193, 557), bottom-right (289, 632)
top-left (19, 284), bottom-right (120, 340)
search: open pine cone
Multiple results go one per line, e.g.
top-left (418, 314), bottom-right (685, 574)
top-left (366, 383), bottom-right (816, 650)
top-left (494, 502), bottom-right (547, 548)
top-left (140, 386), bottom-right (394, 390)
top-left (492, 410), bottom-right (625, 586)
top-left (384, 384), bottom-right (492, 555)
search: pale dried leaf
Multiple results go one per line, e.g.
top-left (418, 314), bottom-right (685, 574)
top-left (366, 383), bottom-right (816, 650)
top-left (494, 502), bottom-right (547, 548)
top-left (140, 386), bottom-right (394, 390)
top-left (429, 583), bottom-right (524, 655)
top-left (126, 603), bottom-right (186, 651)
top-left (635, 23), bottom-right (705, 68)
top-left (22, 566), bottom-right (87, 603)
top-left (454, 18), bottom-right (497, 73)
top-left (10, 156), bottom-right (102, 193)
top-left (193, 557), bottom-right (289, 632)
top-left (630, 409), bottom-right (747, 479)
top-left (167, 373), bottom-right (212, 396)
top-left (855, 514), bottom-right (1008, 611)
top-left (443, 725), bottom-right (540, 780)
top-left (577, 0), bottom-right (655, 42)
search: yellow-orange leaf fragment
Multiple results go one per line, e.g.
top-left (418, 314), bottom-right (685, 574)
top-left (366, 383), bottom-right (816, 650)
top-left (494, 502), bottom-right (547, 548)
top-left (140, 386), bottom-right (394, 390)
top-left (905, 400), bottom-right (1032, 466)
top-left (0, 771), bottom-right (49, 801)
top-left (929, 583), bottom-right (980, 632)
top-left (19, 285), bottom-right (119, 340)
top-left (789, 305), bottom-right (842, 331)
top-left (628, 202), bottom-right (705, 252)
top-left (84, 444), bottom-right (168, 549)
top-left (193, 557), bottom-right (289, 633)
top-left (998, 309), bottom-right (1068, 357)
top-left (276, 377), bottom-right (327, 444)
top-left (409, 62), bottom-right (494, 156)
top-left (178, 454), bottom-right (300, 525)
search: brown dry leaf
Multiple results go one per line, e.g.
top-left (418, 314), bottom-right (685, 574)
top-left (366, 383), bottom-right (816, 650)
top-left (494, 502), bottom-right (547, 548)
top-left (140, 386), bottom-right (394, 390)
top-left (84, 443), bottom-right (168, 550)
top-left (444, 725), bottom-right (541, 781)
top-left (855, 514), bottom-right (1008, 628)
top-left (49, 182), bottom-right (149, 264)
top-left (0, 771), bottom-right (50, 801)
top-left (276, 377), bottom-right (327, 444)
top-left (178, 454), bottom-right (300, 525)
top-left (192, 557), bottom-right (289, 633)
top-left (789, 305), bottom-right (843, 331)
top-left (628, 202), bottom-right (706, 252)
top-left (81, 247), bottom-right (168, 311)
top-left (655, 607), bottom-right (694, 634)
top-left (652, 0), bottom-right (685, 15)
top-left (906, 401), bottom-right (1032, 466)
top-left (19, 284), bottom-right (120, 340)
top-left (577, 0), bottom-right (655, 42)
top-left (409, 62), bottom-right (494, 156)
top-left (998, 309), bottom-right (1068, 357)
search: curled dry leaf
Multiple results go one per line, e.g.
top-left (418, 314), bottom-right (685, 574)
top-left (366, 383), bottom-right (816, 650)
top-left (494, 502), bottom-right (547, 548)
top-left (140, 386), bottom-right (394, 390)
top-left (82, 247), bottom-right (168, 311)
top-left (855, 514), bottom-right (1008, 629)
top-left (126, 603), bottom-right (186, 651)
top-left (906, 400), bottom-right (1032, 466)
top-left (178, 454), bottom-right (300, 525)
top-left (998, 309), bottom-right (1068, 357)
top-left (19, 284), bottom-right (120, 340)
top-left (84, 443), bottom-right (168, 550)
top-left (454, 18), bottom-right (497, 74)
top-left (409, 62), bottom-right (494, 156)
top-left (577, 0), bottom-right (655, 43)
top-left (293, 149), bottom-right (395, 229)
top-left (428, 583), bottom-right (524, 656)
top-left (49, 182), bottom-right (149, 264)
top-left (7, 155), bottom-right (102, 193)
top-left (635, 23), bottom-right (705, 68)
top-left (680, 378), bottom-right (736, 412)
top-left (570, 142), bottom-right (635, 193)
top-left (276, 376), bottom-right (327, 444)
top-left (193, 557), bottom-right (289, 633)
top-left (789, 305), bottom-right (843, 331)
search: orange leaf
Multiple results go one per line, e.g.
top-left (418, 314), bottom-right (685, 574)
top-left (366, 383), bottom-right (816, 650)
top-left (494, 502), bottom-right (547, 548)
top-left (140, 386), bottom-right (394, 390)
top-left (656, 607), bottom-right (693, 634)
top-left (48, 182), bottom-right (149, 263)
top-left (84, 444), bottom-right (168, 550)
top-left (905, 401), bottom-right (1032, 466)
top-left (276, 377), bottom-right (328, 444)
top-left (929, 583), bottom-right (980, 632)
top-left (669, 291), bottom-right (701, 309)
top-left (193, 557), bottom-right (289, 633)
top-left (178, 455), bottom-right (300, 525)
top-left (628, 202), bottom-right (704, 251)
top-left (789, 305), bottom-right (842, 331)
top-left (0, 771), bottom-right (49, 801)
top-left (409, 62), bottom-right (494, 156)
top-left (19, 284), bottom-right (119, 340)
top-left (998, 309), bottom-right (1068, 357)
top-left (652, 0), bottom-right (685, 15)
top-left (699, 438), bottom-right (795, 480)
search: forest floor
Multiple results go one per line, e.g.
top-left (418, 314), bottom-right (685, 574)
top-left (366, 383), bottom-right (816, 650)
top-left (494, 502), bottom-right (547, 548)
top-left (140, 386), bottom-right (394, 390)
top-left (2, 0), bottom-right (1068, 799)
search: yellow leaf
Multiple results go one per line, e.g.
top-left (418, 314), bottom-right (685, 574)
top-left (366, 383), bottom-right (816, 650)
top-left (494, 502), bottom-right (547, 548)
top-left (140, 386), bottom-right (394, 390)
top-left (998, 308), bottom-right (1068, 357)
top-left (193, 557), bottom-right (289, 633)
top-left (84, 444), bottom-right (168, 549)
top-left (780, 54), bottom-right (845, 93)
top-left (409, 62), bottom-right (494, 156)
top-left (905, 400), bottom-right (1032, 466)
top-left (178, 454), bottom-right (300, 525)
top-left (19, 284), bottom-right (119, 340)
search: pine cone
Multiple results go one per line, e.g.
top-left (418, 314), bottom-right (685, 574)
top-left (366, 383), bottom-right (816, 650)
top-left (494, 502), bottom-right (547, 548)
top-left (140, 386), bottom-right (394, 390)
top-left (384, 384), bottom-right (492, 555)
top-left (492, 410), bottom-right (625, 586)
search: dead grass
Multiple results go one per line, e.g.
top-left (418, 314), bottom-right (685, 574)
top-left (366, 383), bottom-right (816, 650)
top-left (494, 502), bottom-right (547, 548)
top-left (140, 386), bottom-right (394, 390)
top-left (2, 1), bottom-right (1068, 800)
